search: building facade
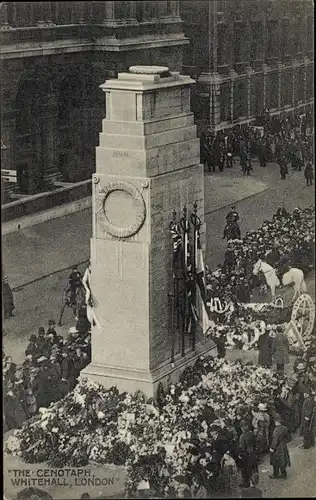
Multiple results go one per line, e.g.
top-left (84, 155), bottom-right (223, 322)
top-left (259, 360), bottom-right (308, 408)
top-left (0, 1), bottom-right (186, 194)
top-left (180, 0), bottom-right (314, 134)
top-left (1, 1), bottom-right (314, 196)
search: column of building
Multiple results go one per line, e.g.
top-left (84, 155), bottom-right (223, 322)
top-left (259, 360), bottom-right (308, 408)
top-left (199, 0), bottom-right (225, 131)
top-left (40, 85), bottom-right (59, 183)
top-left (245, 19), bottom-right (253, 120)
top-left (0, 2), bottom-right (10, 28)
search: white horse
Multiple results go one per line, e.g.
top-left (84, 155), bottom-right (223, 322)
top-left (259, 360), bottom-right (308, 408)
top-left (282, 267), bottom-right (307, 301)
top-left (253, 259), bottom-right (280, 302)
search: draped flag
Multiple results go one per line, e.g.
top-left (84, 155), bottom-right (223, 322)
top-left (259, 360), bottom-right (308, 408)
top-left (195, 231), bottom-right (210, 334)
top-left (170, 220), bottom-right (183, 273)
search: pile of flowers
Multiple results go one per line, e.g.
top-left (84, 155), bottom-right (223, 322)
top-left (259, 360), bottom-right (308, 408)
top-left (206, 206), bottom-right (315, 303)
top-left (6, 356), bottom-right (289, 497)
top-left (205, 300), bottom-right (291, 351)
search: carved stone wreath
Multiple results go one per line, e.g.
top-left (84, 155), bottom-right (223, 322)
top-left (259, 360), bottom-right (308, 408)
top-left (97, 180), bottom-right (146, 238)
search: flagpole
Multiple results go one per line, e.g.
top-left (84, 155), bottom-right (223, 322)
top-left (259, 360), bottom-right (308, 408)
top-left (169, 210), bottom-right (178, 364)
top-left (180, 206), bottom-right (188, 357)
top-left (191, 203), bottom-right (198, 351)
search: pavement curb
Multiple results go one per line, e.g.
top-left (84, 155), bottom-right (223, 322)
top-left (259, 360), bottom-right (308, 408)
top-left (204, 185), bottom-right (269, 215)
top-left (13, 259), bottom-right (89, 292)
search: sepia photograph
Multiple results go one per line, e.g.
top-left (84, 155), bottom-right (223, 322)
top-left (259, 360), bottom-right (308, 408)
top-left (1, 1), bottom-right (315, 499)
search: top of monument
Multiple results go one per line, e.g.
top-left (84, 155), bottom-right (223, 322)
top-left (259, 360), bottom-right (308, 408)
top-left (129, 66), bottom-right (169, 75)
top-left (100, 66), bottom-right (196, 91)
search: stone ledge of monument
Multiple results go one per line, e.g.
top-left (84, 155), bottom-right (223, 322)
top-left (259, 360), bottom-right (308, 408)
top-left (99, 125), bottom-right (197, 150)
top-left (1, 179), bottom-right (92, 223)
top-left (101, 74), bottom-right (194, 93)
top-left (101, 113), bottom-right (195, 136)
top-left (96, 138), bottom-right (200, 176)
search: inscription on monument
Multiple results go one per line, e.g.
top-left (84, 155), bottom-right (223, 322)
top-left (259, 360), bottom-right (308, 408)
top-left (113, 151), bottom-right (129, 157)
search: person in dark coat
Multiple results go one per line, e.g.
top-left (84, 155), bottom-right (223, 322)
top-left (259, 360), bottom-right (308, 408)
top-left (258, 332), bottom-right (273, 368)
top-left (300, 391), bottom-right (315, 449)
top-left (36, 328), bottom-right (51, 357)
top-left (34, 360), bottom-right (52, 408)
top-left (25, 334), bottom-right (39, 358)
top-left (46, 356), bottom-right (62, 403)
top-left (265, 245), bottom-right (281, 267)
top-left (238, 420), bottom-right (257, 488)
top-left (304, 163), bottom-right (314, 186)
top-left (258, 141), bottom-right (267, 167)
top-left (279, 157), bottom-right (288, 180)
top-left (14, 381), bottom-right (28, 428)
top-left (4, 382), bottom-right (18, 430)
top-left (2, 276), bottom-right (15, 318)
top-left (272, 332), bottom-right (289, 374)
top-left (269, 413), bottom-right (291, 479)
top-left (46, 319), bottom-right (59, 343)
top-left (236, 278), bottom-right (251, 303)
top-left (275, 203), bottom-right (288, 218)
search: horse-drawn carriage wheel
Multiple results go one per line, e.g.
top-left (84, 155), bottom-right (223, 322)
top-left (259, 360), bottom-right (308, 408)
top-left (291, 294), bottom-right (315, 341)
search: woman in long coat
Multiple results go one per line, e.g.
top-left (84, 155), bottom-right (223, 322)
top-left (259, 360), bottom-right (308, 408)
top-left (269, 413), bottom-right (291, 479)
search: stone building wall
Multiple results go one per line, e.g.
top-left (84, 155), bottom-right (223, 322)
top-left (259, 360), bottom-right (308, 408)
top-left (180, 0), bottom-right (314, 134)
top-left (0, 1), bottom-right (187, 194)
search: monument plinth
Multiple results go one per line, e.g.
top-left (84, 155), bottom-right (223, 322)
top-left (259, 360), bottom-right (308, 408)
top-left (82, 66), bottom-right (214, 396)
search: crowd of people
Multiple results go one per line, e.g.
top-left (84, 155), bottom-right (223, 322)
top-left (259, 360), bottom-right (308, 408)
top-left (199, 364), bottom-right (315, 495)
top-left (200, 109), bottom-right (314, 182)
top-left (3, 317), bottom-right (91, 432)
top-left (207, 205), bottom-right (315, 304)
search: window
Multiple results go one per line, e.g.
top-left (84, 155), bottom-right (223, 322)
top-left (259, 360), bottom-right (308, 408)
top-left (295, 19), bottom-right (303, 55)
top-left (217, 23), bottom-right (228, 66)
top-left (16, 80), bottom-right (40, 135)
top-left (281, 69), bottom-right (293, 107)
top-left (114, 1), bottom-right (130, 20)
top-left (280, 19), bottom-right (290, 59)
top-left (266, 20), bottom-right (278, 59)
top-left (295, 66), bottom-right (305, 104)
top-left (233, 78), bottom-right (248, 119)
top-left (233, 22), bottom-right (244, 63)
top-left (307, 16), bottom-right (313, 53)
top-left (267, 72), bottom-right (278, 109)
top-left (250, 22), bottom-right (263, 62)
top-left (220, 82), bottom-right (231, 122)
top-left (306, 64), bottom-right (313, 99)
top-left (250, 73), bottom-right (264, 115)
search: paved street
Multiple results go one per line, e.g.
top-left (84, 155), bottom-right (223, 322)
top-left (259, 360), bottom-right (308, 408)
top-left (205, 160), bottom-right (315, 270)
top-left (3, 161), bottom-right (315, 364)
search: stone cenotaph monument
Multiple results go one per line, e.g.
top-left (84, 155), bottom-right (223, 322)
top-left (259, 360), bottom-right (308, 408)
top-left (82, 66), bottom-right (213, 396)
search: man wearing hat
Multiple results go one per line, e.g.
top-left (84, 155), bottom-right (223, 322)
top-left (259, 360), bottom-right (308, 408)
top-left (67, 326), bottom-right (80, 342)
top-left (33, 357), bottom-right (52, 408)
top-left (66, 264), bottom-right (83, 306)
top-left (25, 334), bottom-right (39, 358)
top-left (300, 390), bottom-right (315, 449)
top-left (238, 419), bottom-right (257, 488)
top-left (269, 413), bottom-right (291, 479)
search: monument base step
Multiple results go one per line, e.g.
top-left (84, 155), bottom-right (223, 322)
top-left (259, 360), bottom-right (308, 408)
top-left (81, 339), bottom-right (217, 398)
